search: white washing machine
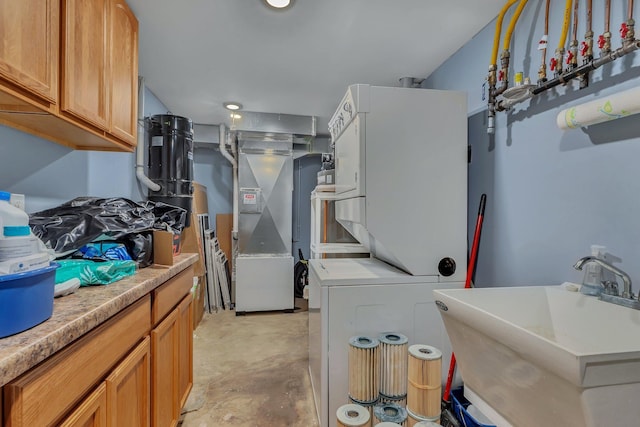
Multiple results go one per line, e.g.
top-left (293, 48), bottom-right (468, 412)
top-left (308, 257), bottom-right (462, 427)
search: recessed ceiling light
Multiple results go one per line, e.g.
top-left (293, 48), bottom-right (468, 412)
top-left (223, 102), bottom-right (242, 111)
top-left (263, 0), bottom-right (293, 9)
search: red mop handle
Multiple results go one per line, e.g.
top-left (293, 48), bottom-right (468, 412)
top-left (465, 194), bottom-right (487, 289)
top-left (442, 194), bottom-right (487, 403)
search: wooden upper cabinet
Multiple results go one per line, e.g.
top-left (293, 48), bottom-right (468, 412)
top-left (61, 0), bottom-right (110, 130)
top-left (0, 0), bottom-right (59, 105)
top-left (0, 0), bottom-right (138, 150)
top-left (109, 0), bottom-right (138, 145)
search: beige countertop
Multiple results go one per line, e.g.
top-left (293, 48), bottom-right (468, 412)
top-left (0, 253), bottom-right (198, 387)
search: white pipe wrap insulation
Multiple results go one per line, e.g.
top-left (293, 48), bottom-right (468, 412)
top-left (557, 86), bottom-right (640, 130)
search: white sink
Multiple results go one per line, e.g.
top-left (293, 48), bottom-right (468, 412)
top-left (433, 285), bottom-right (640, 427)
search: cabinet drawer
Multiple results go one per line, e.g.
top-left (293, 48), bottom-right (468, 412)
top-left (152, 266), bottom-right (194, 326)
top-left (3, 296), bottom-right (150, 427)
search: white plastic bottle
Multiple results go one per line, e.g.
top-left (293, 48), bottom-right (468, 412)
top-left (0, 191), bottom-right (30, 238)
top-left (0, 191), bottom-right (37, 262)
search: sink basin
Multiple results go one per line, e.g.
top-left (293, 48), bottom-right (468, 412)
top-left (433, 285), bottom-right (640, 427)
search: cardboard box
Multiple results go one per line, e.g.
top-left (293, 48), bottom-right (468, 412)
top-left (192, 182), bottom-right (209, 215)
top-left (180, 182), bottom-right (209, 277)
top-left (181, 211), bottom-right (205, 277)
top-left (216, 213), bottom-right (233, 273)
top-left (153, 230), bottom-right (181, 266)
top-left (192, 274), bottom-right (205, 329)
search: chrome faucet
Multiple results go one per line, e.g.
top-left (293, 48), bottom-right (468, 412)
top-left (574, 256), bottom-right (633, 298)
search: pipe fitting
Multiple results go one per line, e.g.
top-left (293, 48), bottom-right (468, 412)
top-left (493, 51), bottom-right (510, 96)
top-left (500, 51), bottom-right (510, 77)
top-left (487, 101), bottom-right (496, 134)
top-left (537, 63), bottom-right (547, 84)
top-left (601, 31), bottom-right (612, 55)
top-left (568, 40), bottom-right (579, 69)
top-left (488, 65), bottom-right (497, 87)
top-left (554, 48), bottom-right (565, 76)
top-left (582, 30), bottom-right (594, 62)
top-left (622, 19), bottom-right (635, 45)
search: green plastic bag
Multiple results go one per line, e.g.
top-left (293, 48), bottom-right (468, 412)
top-left (55, 259), bottom-right (136, 286)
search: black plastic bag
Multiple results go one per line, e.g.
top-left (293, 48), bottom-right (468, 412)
top-left (29, 197), bottom-right (186, 258)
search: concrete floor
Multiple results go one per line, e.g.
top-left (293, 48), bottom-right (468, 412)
top-left (180, 307), bottom-right (319, 427)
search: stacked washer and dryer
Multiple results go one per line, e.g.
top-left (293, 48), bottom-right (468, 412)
top-left (308, 84), bottom-right (468, 427)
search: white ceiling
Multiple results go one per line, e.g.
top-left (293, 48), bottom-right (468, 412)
top-left (127, 0), bottom-right (504, 134)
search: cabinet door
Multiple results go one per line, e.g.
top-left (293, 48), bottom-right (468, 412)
top-left (105, 337), bottom-right (150, 427)
top-left (61, 0), bottom-right (109, 130)
top-left (3, 298), bottom-right (150, 427)
top-left (178, 294), bottom-right (194, 409)
top-left (59, 383), bottom-right (107, 427)
top-left (109, 0), bottom-right (138, 145)
top-left (151, 308), bottom-right (180, 427)
top-left (0, 0), bottom-right (58, 104)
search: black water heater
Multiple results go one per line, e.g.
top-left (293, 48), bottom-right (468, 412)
top-left (147, 114), bottom-right (194, 224)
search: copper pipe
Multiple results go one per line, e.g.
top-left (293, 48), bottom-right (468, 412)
top-left (599, 0), bottom-right (612, 54)
top-left (580, 0), bottom-right (594, 86)
top-left (572, 0), bottom-right (579, 41)
top-left (621, 0), bottom-right (635, 46)
top-left (539, 0), bottom-right (551, 82)
top-left (569, 0), bottom-right (580, 68)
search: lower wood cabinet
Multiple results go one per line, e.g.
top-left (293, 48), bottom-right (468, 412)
top-left (2, 265), bottom-right (195, 427)
top-left (3, 297), bottom-right (150, 426)
top-left (105, 337), bottom-right (150, 427)
top-left (178, 295), bottom-right (193, 409)
top-left (151, 293), bottom-right (193, 427)
top-left (60, 335), bottom-right (150, 427)
top-left (60, 383), bottom-right (108, 427)
top-left (151, 307), bottom-right (180, 427)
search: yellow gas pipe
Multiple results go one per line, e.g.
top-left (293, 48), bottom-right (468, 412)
top-left (553, 0), bottom-right (573, 75)
top-left (492, 0), bottom-right (529, 97)
top-left (488, 0), bottom-right (519, 88)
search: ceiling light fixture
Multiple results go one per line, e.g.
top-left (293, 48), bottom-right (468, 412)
top-left (263, 0), bottom-right (293, 9)
top-left (223, 102), bottom-right (243, 111)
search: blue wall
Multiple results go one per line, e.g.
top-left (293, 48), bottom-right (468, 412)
top-left (0, 88), bottom-right (169, 213)
top-left (425, 3), bottom-right (640, 287)
top-left (193, 147), bottom-right (233, 220)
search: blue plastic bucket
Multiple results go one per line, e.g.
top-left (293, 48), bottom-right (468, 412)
top-left (0, 262), bottom-right (59, 338)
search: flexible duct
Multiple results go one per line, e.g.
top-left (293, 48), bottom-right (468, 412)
top-left (135, 77), bottom-right (161, 193)
top-left (556, 86), bottom-right (640, 129)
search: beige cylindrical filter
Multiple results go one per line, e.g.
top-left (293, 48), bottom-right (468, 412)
top-left (406, 406), bottom-right (441, 427)
top-left (337, 403), bottom-right (371, 427)
top-left (379, 393), bottom-right (407, 408)
top-left (378, 332), bottom-right (409, 398)
top-left (349, 395), bottom-right (378, 421)
top-left (406, 345), bottom-right (442, 419)
top-left (413, 421), bottom-right (441, 427)
top-left (375, 423), bottom-right (403, 427)
top-left (349, 336), bottom-right (380, 403)
top-left (373, 402), bottom-right (408, 426)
